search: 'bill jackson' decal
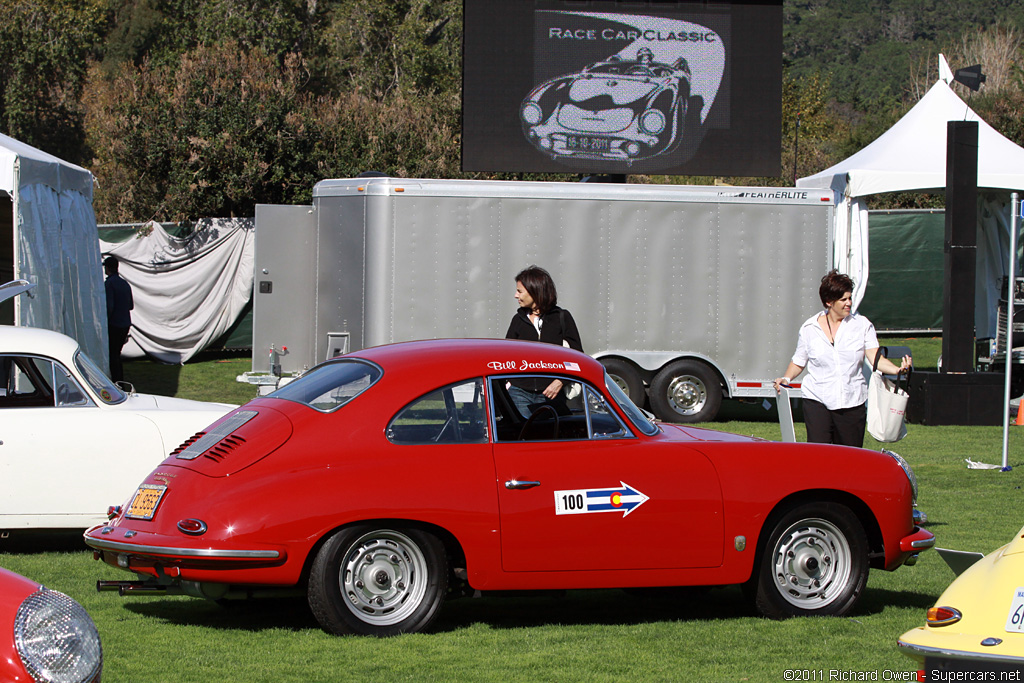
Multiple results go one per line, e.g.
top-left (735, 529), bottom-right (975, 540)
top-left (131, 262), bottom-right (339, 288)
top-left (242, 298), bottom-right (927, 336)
top-left (488, 360), bottom-right (581, 372)
top-left (554, 482), bottom-right (650, 517)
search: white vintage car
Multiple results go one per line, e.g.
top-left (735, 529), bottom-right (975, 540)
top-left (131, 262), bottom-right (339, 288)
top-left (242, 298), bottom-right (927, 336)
top-left (0, 324), bottom-right (234, 530)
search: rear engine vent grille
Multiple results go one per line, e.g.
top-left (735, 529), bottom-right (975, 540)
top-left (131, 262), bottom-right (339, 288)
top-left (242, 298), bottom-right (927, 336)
top-left (171, 432), bottom-right (205, 457)
top-left (175, 410), bottom-right (259, 460)
top-left (202, 434), bottom-right (248, 463)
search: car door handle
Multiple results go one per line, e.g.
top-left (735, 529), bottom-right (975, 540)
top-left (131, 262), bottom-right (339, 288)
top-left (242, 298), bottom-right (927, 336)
top-left (505, 479), bottom-right (541, 490)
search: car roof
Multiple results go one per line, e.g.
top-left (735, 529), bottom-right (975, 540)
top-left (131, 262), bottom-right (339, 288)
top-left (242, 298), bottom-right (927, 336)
top-left (0, 324), bottom-right (81, 359)
top-left (348, 338), bottom-right (606, 384)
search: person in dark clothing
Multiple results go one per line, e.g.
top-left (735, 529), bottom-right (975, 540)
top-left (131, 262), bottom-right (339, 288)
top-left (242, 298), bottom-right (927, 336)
top-left (104, 255), bottom-right (134, 382)
top-left (504, 265), bottom-right (583, 416)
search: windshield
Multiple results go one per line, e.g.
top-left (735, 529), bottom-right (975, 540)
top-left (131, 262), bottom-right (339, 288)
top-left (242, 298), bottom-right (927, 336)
top-left (270, 358), bottom-right (382, 412)
top-left (75, 351), bottom-right (127, 404)
top-left (586, 63), bottom-right (672, 78)
top-left (604, 372), bottom-right (659, 436)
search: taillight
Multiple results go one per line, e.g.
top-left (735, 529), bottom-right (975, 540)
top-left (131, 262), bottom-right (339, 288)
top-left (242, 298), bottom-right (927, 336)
top-left (177, 519), bottom-right (208, 535)
top-left (926, 605), bottom-right (962, 626)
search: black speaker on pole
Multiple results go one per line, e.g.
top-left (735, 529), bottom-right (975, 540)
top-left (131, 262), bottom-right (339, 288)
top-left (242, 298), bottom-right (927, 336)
top-left (942, 120), bottom-right (977, 373)
top-left (908, 121), bottom-right (1005, 425)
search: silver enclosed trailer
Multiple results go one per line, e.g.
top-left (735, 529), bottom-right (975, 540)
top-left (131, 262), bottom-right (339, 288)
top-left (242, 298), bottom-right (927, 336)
top-left (252, 177), bottom-right (835, 422)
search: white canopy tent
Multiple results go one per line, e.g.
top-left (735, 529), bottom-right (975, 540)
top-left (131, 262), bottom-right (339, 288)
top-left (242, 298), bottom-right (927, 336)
top-left (798, 57), bottom-right (1024, 338)
top-left (0, 133), bottom-right (107, 370)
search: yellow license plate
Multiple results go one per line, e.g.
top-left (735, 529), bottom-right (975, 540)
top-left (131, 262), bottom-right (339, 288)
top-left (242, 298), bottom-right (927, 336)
top-left (126, 485), bottom-right (167, 520)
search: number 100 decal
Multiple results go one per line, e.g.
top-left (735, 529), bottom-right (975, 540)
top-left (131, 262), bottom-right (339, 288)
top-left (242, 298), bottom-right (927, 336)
top-left (554, 483), bottom-right (650, 517)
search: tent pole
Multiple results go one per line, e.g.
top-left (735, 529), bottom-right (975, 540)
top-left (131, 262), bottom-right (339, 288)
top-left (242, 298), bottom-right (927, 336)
top-left (1003, 192), bottom-right (1020, 471)
top-left (11, 158), bottom-right (19, 325)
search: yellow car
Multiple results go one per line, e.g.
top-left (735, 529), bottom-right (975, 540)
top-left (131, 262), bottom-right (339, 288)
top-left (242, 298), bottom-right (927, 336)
top-left (898, 526), bottom-right (1024, 673)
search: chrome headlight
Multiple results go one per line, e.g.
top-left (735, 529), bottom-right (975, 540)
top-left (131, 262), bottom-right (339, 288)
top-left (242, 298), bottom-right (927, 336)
top-left (882, 448), bottom-right (918, 504)
top-left (15, 588), bottom-right (102, 683)
top-left (521, 102), bottom-right (543, 125)
top-left (639, 109), bottom-right (666, 134)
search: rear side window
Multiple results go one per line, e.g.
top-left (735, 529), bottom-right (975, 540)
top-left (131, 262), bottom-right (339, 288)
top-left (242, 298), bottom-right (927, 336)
top-left (388, 379), bottom-right (487, 444)
top-left (270, 359), bottom-right (382, 412)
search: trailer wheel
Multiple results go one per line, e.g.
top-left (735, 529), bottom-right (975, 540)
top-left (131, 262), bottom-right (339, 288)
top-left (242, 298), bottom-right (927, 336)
top-left (600, 358), bottom-right (645, 403)
top-left (649, 360), bottom-right (721, 423)
top-left (307, 525), bottom-right (447, 636)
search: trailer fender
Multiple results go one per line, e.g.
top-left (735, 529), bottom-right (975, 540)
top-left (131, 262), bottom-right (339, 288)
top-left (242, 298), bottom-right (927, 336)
top-left (597, 357), bottom-right (647, 403)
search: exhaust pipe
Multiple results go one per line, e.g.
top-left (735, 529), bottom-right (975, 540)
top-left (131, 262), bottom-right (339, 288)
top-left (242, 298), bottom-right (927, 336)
top-left (96, 580), bottom-right (168, 595)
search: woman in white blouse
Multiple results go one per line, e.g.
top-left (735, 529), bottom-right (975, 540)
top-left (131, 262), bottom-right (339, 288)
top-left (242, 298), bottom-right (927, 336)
top-left (773, 270), bottom-right (911, 447)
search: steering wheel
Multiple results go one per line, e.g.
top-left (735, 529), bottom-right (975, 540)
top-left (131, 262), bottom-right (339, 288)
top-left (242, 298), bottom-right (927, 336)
top-left (518, 404), bottom-right (559, 441)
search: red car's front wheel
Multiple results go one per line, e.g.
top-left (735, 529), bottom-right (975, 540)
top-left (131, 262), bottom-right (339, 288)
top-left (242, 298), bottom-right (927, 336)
top-left (753, 502), bottom-right (869, 619)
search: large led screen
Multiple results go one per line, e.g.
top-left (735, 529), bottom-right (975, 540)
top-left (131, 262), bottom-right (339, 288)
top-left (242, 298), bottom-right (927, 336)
top-left (462, 0), bottom-right (782, 176)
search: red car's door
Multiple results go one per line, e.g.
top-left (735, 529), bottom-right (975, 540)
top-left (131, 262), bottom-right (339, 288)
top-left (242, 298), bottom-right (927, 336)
top-left (491, 378), bottom-right (724, 572)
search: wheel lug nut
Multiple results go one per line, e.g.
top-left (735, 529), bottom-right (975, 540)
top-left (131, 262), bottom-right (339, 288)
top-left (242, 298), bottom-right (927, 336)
top-left (390, 555), bottom-right (399, 563)
top-left (374, 597), bottom-right (383, 606)
top-left (355, 581), bottom-right (364, 589)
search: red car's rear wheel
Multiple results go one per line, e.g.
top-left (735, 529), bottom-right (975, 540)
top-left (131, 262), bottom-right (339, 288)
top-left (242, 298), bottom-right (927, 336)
top-left (308, 525), bottom-right (447, 636)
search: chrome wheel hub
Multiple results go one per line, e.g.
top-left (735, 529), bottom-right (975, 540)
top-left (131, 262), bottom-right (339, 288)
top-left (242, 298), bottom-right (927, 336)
top-left (666, 375), bottom-right (706, 415)
top-left (772, 518), bottom-right (851, 608)
top-left (341, 530), bottom-right (426, 625)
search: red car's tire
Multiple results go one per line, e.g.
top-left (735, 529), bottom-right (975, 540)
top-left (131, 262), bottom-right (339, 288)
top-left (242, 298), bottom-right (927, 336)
top-left (753, 502), bottom-right (869, 619)
top-left (308, 525), bottom-right (447, 636)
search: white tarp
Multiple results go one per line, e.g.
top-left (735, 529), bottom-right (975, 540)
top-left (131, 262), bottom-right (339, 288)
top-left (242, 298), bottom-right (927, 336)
top-left (100, 219), bottom-right (254, 364)
top-left (0, 132), bottom-right (107, 371)
top-left (797, 63), bottom-right (1024, 337)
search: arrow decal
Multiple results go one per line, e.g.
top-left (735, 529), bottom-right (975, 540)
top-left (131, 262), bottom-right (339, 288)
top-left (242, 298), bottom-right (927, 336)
top-left (554, 482), bottom-right (650, 517)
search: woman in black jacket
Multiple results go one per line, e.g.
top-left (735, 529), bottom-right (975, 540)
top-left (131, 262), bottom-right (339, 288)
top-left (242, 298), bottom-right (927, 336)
top-left (504, 265), bottom-right (583, 416)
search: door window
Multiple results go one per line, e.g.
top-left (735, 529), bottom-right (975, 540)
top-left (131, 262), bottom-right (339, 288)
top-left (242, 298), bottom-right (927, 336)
top-left (0, 355), bottom-right (94, 408)
top-left (0, 355), bottom-right (53, 407)
top-left (489, 375), bottom-right (632, 442)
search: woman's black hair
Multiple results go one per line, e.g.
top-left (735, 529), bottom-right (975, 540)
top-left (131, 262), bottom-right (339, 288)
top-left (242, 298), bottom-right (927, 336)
top-left (515, 265), bottom-right (558, 314)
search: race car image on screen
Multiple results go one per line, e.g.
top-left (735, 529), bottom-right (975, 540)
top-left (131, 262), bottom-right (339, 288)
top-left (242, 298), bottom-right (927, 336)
top-left (520, 48), bottom-right (690, 164)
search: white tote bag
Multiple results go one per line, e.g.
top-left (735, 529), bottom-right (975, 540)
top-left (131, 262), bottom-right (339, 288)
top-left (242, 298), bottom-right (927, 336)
top-left (866, 349), bottom-right (909, 443)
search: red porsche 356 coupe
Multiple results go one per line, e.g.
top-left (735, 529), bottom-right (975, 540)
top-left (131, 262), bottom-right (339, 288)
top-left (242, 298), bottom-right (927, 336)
top-left (85, 339), bottom-right (933, 636)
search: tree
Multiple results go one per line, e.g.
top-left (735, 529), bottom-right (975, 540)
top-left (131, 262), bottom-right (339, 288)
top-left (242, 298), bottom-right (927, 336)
top-left (314, 0), bottom-right (461, 99)
top-left (0, 0), bottom-right (107, 162)
top-left (85, 43), bottom-right (329, 220)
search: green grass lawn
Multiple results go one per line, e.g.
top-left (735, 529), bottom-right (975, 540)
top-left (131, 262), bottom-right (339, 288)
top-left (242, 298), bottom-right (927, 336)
top-left (4, 342), bottom-right (1022, 682)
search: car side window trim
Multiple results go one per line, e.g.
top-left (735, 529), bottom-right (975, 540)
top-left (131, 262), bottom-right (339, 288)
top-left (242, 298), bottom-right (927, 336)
top-left (52, 362), bottom-right (93, 407)
top-left (581, 384), bottom-right (632, 440)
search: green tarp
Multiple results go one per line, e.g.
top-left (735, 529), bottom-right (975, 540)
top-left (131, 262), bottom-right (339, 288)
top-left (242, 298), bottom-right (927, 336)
top-left (858, 210), bottom-right (945, 332)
